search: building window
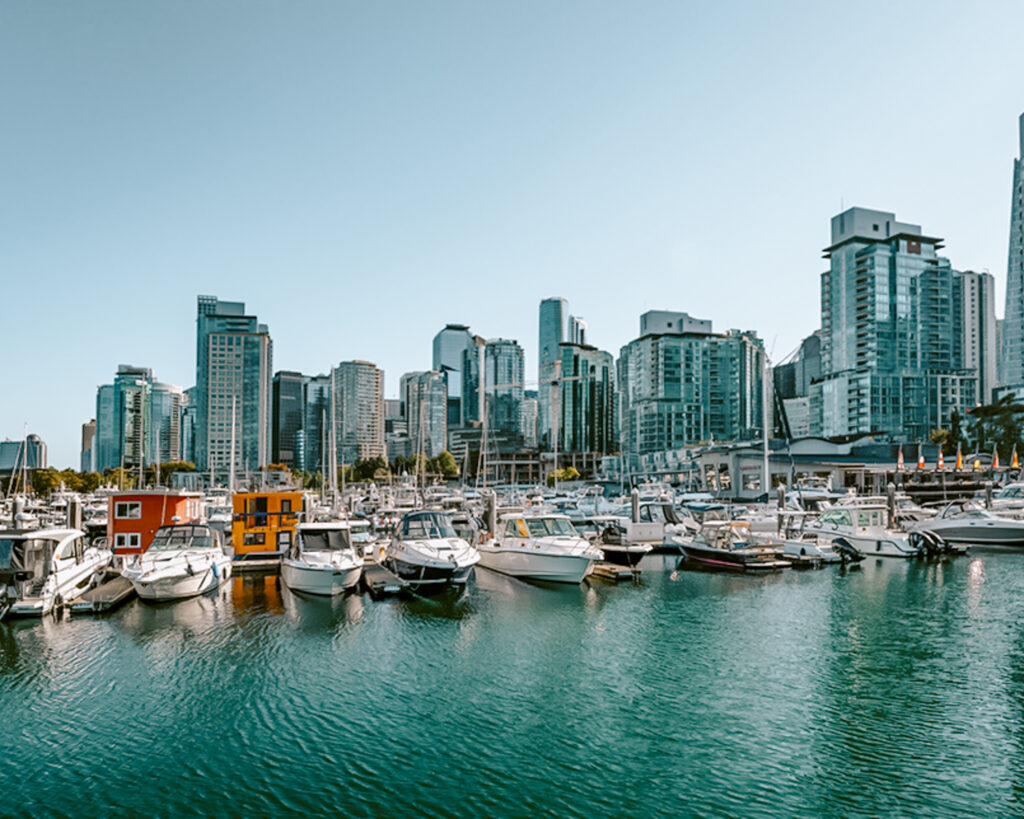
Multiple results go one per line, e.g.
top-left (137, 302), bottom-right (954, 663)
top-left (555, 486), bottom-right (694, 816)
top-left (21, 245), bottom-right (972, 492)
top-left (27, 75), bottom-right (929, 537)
top-left (114, 501), bottom-right (141, 519)
top-left (114, 533), bottom-right (141, 549)
top-left (243, 533), bottom-right (265, 546)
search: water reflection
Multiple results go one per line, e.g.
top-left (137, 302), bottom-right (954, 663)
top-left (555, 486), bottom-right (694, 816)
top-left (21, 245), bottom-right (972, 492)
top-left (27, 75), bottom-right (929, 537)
top-left (280, 584), bottom-right (364, 629)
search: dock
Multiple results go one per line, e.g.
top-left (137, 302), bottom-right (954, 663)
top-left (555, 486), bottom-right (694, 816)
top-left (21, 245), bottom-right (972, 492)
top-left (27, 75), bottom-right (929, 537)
top-left (589, 562), bottom-right (637, 582)
top-left (69, 575), bottom-right (135, 614)
top-left (362, 560), bottom-right (408, 596)
top-left (232, 558), bottom-right (282, 574)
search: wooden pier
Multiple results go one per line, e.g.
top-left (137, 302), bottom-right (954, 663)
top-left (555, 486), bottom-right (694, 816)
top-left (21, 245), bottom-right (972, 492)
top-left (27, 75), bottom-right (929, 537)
top-left (588, 562), bottom-right (637, 582)
top-left (361, 560), bottom-right (408, 596)
top-left (69, 575), bottom-right (135, 614)
top-left (232, 558), bottom-right (282, 574)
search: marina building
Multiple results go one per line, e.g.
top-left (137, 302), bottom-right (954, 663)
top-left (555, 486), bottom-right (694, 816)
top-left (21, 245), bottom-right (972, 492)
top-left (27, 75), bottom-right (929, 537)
top-left (194, 296), bottom-right (273, 474)
top-left (331, 360), bottom-right (385, 465)
top-left (617, 311), bottom-right (766, 465)
top-left (1002, 112), bottom-right (1024, 392)
top-left (812, 207), bottom-right (981, 440)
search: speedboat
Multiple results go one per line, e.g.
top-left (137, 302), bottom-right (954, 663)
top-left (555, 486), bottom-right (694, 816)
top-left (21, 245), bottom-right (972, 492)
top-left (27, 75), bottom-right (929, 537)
top-left (383, 510), bottom-right (480, 594)
top-left (805, 504), bottom-right (950, 558)
top-left (122, 524), bottom-right (232, 601)
top-left (678, 521), bottom-right (791, 573)
top-left (477, 513), bottom-right (603, 583)
top-left (281, 522), bottom-right (364, 596)
top-left (0, 527), bottom-right (112, 618)
top-left (909, 501), bottom-right (1024, 549)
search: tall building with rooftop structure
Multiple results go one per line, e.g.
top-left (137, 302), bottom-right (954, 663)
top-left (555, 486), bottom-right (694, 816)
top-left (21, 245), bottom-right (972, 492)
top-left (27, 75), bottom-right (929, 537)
top-left (538, 297), bottom-right (568, 448)
top-left (432, 324), bottom-right (474, 431)
top-left (331, 360), bottom-right (384, 465)
top-left (400, 370), bottom-right (448, 459)
top-left (558, 343), bottom-right (616, 454)
top-left (195, 296), bottom-right (272, 473)
top-left (812, 208), bottom-right (979, 440)
top-left (271, 371), bottom-right (307, 469)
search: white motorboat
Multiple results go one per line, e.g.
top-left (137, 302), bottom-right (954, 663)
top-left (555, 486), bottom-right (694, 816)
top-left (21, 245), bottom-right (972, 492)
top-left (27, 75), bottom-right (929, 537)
top-left (805, 504), bottom-right (942, 558)
top-left (477, 513), bottom-right (603, 583)
top-left (383, 510), bottom-right (480, 594)
top-left (122, 524), bottom-right (232, 601)
top-left (909, 501), bottom-right (1024, 549)
top-left (281, 522), bottom-right (364, 596)
top-left (0, 527), bottom-right (112, 618)
top-left (750, 511), bottom-right (847, 564)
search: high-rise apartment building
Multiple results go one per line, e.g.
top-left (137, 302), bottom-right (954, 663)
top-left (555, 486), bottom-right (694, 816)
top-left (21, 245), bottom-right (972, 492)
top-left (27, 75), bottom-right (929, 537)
top-left (1002, 113), bottom-right (1024, 390)
top-left (618, 311), bottom-right (765, 458)
top-left (538, 297), bottom-right (568, 447)
top-left (195, 296), bottom-right (272, 473)
top-left (302, 375), bottom-right (331, 474)
top-left (568, 315), bottom-right (588, 346)
top-left (95, 366), bottom-right (183, 471)
top-left (960, 271), bottom-right (998, 405)
top-left (80, 419), bottom-right (96, 472)
top-left (558, 343), bottom-right (616, 454)
top-left (331, 361), bottom-right (384, 464)
top-left (484, 338), bottom-right (525, 451)
top-left (149, 381), bottom-right (183, 464)
top-left (813, 208), bottom-right (978, 440)
top-left (400, 370), bottom-right (448, 458)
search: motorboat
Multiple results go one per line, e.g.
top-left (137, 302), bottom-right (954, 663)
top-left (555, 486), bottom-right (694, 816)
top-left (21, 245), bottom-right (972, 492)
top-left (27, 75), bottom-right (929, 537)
top-left (477, 513), bottom-right (603, 583)
top-left (750, 511), bottom-right (853, 564)
top-left (121, 524), bottom-right (232, 601)
top-left (908, 501), bottom-right (1024, 549)
top-left (805, 504), bottom-right (950, 558)
top-left (383, 510), bottom-right (480, 594)
top-left (678, 521), bottom-right (791, 573)
top-left (281, 522), bottom-right (364, 596)
top-left (0, 527), bottom-right (112, 618)
top-left (574, 514), bottom-right (653, 569)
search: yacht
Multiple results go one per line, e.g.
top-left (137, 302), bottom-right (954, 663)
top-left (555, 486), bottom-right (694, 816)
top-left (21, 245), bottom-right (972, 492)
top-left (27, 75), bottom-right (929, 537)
top-left (678, 521), bottom-right (791, 573)
top-left (121, 524), bottom-right (232, 601)
top-left (477, 513), bottom-right (603, 583)
top-left (281, 522), bottom-right (364, 596)
top-left (383, 510), bottom-right (479, 594)
top-left (908, 501), bottom-right (1024, 549)
top-left (0, 527), bottom-right (112, 618)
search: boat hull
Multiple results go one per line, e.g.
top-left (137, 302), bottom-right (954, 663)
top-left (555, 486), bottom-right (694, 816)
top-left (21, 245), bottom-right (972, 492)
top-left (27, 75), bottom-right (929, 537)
top-left (475, 549), bottom-right (595, 584)
top-left (680, 544), bottom-right (789, 573)
top-left (131, 559), bottom-right (231, 601)
top-left (281, 561), bottom-right (362, 596)
top-left (382, 558), bottom-right (473, 594)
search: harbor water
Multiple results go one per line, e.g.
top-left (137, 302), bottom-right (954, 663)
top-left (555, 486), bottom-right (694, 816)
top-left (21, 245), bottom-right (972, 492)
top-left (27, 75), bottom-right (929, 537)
top-left (3, 555), bottom-right (1024, 817)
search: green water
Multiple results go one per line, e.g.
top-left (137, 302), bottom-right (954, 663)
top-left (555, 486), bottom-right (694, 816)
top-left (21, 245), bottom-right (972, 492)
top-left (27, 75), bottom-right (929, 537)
top-left (3, 556), bottom-right (1024, 817)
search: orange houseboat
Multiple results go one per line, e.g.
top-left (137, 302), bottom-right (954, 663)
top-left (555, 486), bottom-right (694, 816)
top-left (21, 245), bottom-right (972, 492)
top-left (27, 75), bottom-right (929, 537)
top-left (107, 490), bottom-right (204, 556)
top-left (231, 491), bottom-right (303, 561)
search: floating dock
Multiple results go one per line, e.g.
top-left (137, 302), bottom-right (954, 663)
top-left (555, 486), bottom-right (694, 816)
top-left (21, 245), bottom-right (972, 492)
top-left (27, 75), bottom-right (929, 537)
top-left (589, 562), bottom-right (637, 582)
top-left (232, 558), bottom-right (282, 574)
top-left (69, 575), bottom-right (135, 613)
top-left (362, 561), bottom-right (408, 596)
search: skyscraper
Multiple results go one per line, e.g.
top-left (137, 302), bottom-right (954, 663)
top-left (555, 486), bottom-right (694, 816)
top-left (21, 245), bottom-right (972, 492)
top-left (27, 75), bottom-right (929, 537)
top-left (558, 342), bottom-right (616, 454)
top-left (331, 360), bottom-right (384, 464)
top-left (960, 271), bottom-right (998, 405)
top-left (80, 420), bottom-right (96, 473)
top-left (271, 371), bottom-right (307, 469)
top-left (484, 338), bottom-right (525, 451)
top-left (538, 297), bottom-right (567, 447)
top-left (95, 366), bottom-right (183, 471)
top-left (149, 381), bottom-right (183, 463)
top-left (1002, 113), bottom-right (1024, 391)
top-left (400, 370), bottom-right (448, 458)
top-left (618, 311), bottom-right (765, 459)
top-left (432, 324), bottom-right (473, 430)
top-left (195, 296), bottom-right (273, 473)
top-left (302, 374), bottom-right (331, 474)
top-left (813, 207), bottom-right (977, 439)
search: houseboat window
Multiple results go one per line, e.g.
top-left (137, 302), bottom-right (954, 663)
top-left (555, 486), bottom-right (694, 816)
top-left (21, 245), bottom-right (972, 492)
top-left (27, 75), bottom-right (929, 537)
top-left (243, 533), bottom-right (265, 546)
top-left (525, 518), bottom-right (577, 537)
top-left (114, 533), bottom-right (141, 549)
top-left (246, 497), bottom-right (268, 527)
top-left (281, 500), bottom-right (292, 514)
top-left (114, 502), bottom-right (141, 519)
top-left (277, 532), bottom-right (292, 549)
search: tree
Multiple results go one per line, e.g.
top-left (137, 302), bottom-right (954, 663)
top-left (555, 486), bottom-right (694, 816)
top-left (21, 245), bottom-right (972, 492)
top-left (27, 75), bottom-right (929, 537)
top-left (967, 395), bottom-right (1024, 459)
top-left (929, 429), bottom-right (950, 448)
top-left (30, 468), bottom-right (62, 497)
top-left (546, 466), bottom-right (580, 487)
top-left (434, 450), bottom-right (459, 480)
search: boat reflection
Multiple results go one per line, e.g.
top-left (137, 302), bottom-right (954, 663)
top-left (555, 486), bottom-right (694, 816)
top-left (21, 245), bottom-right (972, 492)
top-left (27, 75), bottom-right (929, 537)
top-left (231, 572), bottom-right (284, 617)
top-left (279, 584), bottom-right (364, 629)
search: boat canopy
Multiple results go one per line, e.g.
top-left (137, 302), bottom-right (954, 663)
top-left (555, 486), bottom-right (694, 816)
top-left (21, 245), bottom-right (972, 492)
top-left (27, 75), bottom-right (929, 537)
top-left (399, 511), bottom-right (457, 540)
top-left (300, 529), bottom-right (352, 552)
top-left (0, 536), bottom-right (55, 583)
top-left (149, 525), bottom-right (216, 552)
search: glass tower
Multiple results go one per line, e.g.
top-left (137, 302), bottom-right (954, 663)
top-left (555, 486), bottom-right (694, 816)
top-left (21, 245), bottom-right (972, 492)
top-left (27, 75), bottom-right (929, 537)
top-left (538, 297), bottom-right (567, 448)
top-left (1002, 113), bottom-right (1024, 390)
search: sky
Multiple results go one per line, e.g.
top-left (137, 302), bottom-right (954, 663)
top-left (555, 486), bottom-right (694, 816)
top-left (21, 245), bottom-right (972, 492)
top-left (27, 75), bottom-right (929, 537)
top-left (3, 0), bottom-right (1024, 468)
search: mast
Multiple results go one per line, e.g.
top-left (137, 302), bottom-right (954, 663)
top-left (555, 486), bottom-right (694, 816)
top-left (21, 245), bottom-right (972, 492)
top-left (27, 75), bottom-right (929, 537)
top-left (762, 353), bottom-right (770, 499)
top-left (229, 395), bottom-right (237, 494)
top-left (552, 359), bottom-right (561, 492)
top-left (329, 380), bottom-right (339, 513)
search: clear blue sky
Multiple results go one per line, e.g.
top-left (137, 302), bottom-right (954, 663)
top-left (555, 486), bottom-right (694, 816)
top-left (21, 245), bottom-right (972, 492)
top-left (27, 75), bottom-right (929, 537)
top-left (3, 0), bottom-right (1024, 468)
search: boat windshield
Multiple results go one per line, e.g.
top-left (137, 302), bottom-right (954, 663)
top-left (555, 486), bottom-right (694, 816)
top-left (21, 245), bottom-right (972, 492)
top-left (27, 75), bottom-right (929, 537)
top-left (524, 518), bottom-right (577, 538)
top-left (0, 538), bottom-right (53, 579)
top-left (348, 523), bottom-right (372, 543)
top-left (149, 528), bottom-right (214, 552)
top-left (400, 513), bottom-right (457, 540)
top-left (302, 530), bottom-right (351, 551)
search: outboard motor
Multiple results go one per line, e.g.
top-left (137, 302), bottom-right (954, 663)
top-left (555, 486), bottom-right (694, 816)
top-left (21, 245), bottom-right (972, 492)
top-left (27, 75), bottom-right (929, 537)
top-left (910, 531), bottom-right (946, 559)
top-left (832, 538), bottom-right (864, 564)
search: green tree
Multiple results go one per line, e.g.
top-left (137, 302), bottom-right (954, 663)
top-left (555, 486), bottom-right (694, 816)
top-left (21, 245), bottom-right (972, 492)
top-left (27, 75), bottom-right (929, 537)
top-left (30, 468), bottom-right (62, 497)
top-left (434, 450), bottom-right (459, 480)
top-left (929, 429), bottom-right (950, 448)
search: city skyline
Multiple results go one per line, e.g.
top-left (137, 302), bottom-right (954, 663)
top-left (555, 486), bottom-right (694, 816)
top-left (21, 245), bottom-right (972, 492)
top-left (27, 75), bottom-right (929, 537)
top-left (5, 2), bottom-right (1024, 467)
